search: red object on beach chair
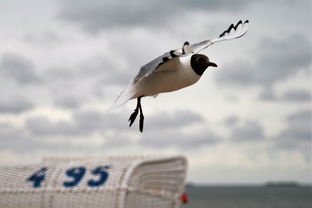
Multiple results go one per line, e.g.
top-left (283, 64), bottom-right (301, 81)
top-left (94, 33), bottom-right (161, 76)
top-left (180, 192), bottom-right (188, 204)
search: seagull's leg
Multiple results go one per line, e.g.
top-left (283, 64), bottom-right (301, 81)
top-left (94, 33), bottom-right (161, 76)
top-left (138, 97), bottom-right (144, 133)
top-left (128, 98), bottom-right (140, 127)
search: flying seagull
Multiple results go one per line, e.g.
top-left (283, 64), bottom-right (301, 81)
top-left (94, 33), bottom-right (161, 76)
top-left (110, 20), bottom-right (249, 132)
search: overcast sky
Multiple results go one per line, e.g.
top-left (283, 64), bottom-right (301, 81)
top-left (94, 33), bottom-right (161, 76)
top-left (0, 0), bottom-right (311, 184)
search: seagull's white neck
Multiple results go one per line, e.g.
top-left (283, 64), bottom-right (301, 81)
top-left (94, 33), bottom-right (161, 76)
top-left (179, 54), bottom-right (193, 69)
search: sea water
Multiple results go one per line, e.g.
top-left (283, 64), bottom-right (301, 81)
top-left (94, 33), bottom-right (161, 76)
top-left (181, 185), bottom-right (312, 208)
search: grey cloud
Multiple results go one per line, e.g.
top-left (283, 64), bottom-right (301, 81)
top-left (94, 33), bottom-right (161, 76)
top-left (59, 0), bottom-right (171, 31)
top-left (259, 36), bottom-right (311, 76)
top-left (72, 109), bottom-right (203, 133)
top-left (24, 32), bottom-right (62, 45)
top-left (42, 55), bottom-right (129, 110)
top-left (224, 115), bottom-right (239, 127)
top-left (25, 116), bottom-right (78, 136)
top-left (0, 97), bottom-right (33, 114)
top-left (45, 67), bottom-right (78, 81)
top-left (281, 89), bottom-right (311, 102)
top-left (0, 122), bottom-right (105, 154)
top-left (0, 123), bottom-right (24, 141)
top-left (0, 53), bottom-right (39, 85)
top-left (0, 122), bottom-right (55, 153)
top-left (79, 57), bottom-right (132, 86)
top-left (43, 68), bottom-right (93, 108)
top-left (275, 109), bottom-right (311, 149)
top-left (216, 35), bottom-right (312, 87)
top-left (14, 110), bottom-right (135, 152)
top-left (46, 55), bottom-right (130, 94)
top-left (260, 88), bottom-right (311, 102)
top-left (25, 110), bottom-right (129, 136)
top-left (57, 0), bottom-right (250, 32)
top-left (97, 70), bottom-right (132, 87)
top-left (72, 110), bottom-right (127, 131)
top-left (216, 62), bottom-right (253, 86)
top-left (179, 0), bottom-right (250, 11)
top-left (0, 123), bottom-right (31, 152)
top-left (277, 124), bottom-right (311, 144)
top-left (259, 87), bottom-right (278, 101)
top-left (145, 110), bottom-right (204, 130)
top-left (25, 99), bottom-right (204, 137)
top-left (139, 128), bottom-right (222, 149)
top-left (230, 120), bottom-right (265, 141)
top-left (103, 133), bottom-right (133, 147)
top-left (23, 109), bottom-right (207, 150)
top-left (287, 109), bottom-right (311, 123)
top-left (273, 109), bottom-right (311, 161)
top-left (54, 95), bottom-right (83, 109)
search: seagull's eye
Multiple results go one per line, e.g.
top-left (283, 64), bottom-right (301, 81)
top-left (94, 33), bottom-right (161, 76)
top-left (196, 57), bottom-right (205, 63)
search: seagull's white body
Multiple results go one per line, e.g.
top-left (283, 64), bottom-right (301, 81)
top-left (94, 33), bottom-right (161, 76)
top-left (132, 55), bottom-right (199, 98)
top-left (110, 20), bottom-right (249, 117)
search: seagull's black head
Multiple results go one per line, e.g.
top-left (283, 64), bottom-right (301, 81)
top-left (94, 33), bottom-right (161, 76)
top-left (191, 54), bottom-right (217, 76)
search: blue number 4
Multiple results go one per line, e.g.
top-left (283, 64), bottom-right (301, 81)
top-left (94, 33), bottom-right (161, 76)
top-left (87, 166), bottom-right (110, 187)
top-left (26, 167), bottom-right (47, 188)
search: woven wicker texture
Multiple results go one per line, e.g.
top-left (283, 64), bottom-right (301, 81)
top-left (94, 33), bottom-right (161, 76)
top-left (0, 156), bottom-right (187, 208)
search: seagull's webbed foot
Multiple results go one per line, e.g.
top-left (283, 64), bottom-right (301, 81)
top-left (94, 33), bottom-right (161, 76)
top-left (139, 103), bottom-right (144, 133)
top-left (128, 108), bottom-right (138, 127)
top-left (128, 96), bottom-right (144, 132)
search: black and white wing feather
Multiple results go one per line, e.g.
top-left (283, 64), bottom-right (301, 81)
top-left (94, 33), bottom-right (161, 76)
top-left (133, 49), bottom-right (181, 83)
top-left (133, 41), bottom-right (193, 83)
top-left (191, 20), bottom-right (249, 53)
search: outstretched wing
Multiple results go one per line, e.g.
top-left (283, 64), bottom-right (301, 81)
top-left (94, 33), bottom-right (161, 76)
top-left (132, 20), bottom-right (249, 83)
top-left (133, 42), bottom-right (192, 83)
top-left (133, 50), bottom-right (179, 83)
top-left (191, 20), bottom-right (249, 53)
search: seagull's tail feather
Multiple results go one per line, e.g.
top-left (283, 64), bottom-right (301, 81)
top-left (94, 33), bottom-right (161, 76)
top-left (108, 84), bottom-right (136, 111)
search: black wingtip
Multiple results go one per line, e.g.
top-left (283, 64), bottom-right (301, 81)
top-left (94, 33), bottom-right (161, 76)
top-left (219, 20), bottom-right (249, 38)
top-left (235, 20), bottom-right (243, 28)
top-left (219, 31), bottom-right (226, 38)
